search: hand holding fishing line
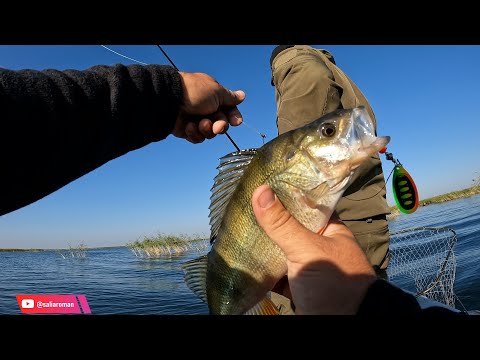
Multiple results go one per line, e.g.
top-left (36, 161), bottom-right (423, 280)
top-left (101, 45), bottom-right (248, 146)
top-left (174, 72), bottom-right (246, 144)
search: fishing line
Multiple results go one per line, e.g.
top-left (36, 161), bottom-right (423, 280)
top-left (100, 45), bottom-right (149, 65)
top-left (156, 45), bottom-right (243, 151)
top-left (156, 45), bottom-right (267, 149)
top-left (242, 121), bottom-right (267, 145)
top-left (100, 45), bottom-right (267, 149)
top-left (343, 165), bottom-right (394, 201)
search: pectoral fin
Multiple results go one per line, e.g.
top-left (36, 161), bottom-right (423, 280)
top-left (244, 296), bottom-right (280, 315)
top-left (182, 255), bottom-right (208, 303)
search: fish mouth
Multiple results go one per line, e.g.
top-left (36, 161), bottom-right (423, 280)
top-left (348, 107), bottom-right (390, 168)
top-left (350, 136), bottom-right (391, 168)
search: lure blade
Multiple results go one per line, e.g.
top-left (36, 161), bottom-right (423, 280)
top-left (392, 164), bottom-right (418, 214)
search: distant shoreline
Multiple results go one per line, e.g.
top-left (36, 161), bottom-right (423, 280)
top-left (0, 245), bottom-right (126, 252)
top-left (387, 185), bottom-right (480, 220)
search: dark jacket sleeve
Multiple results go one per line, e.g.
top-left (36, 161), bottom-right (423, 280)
top-left (0, 64), bottom-right (183, 216)
top-left (357, 279), bottom-right (464, 315)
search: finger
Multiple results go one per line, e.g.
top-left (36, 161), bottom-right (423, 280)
top-left (185, 122), bottom-right (205, 144)
top-left (251, 184), bottom-right (319, 260)
top-left (218, 88), bottom-right (246, 107)
top-left (171, 115), bottom-right (188, 139)
top-left (198, 119), bottom-right (215, 139)
top-left (222, 106), bottom-right (243, 126)
top-left (212, 120), bottom-right (228, 135)
top-left (321, 213), bottom-right (355, 239)
top-left (172, 128), bottom-right (187, 139)
top-left (172, 131), bottom-right (187, 139)
top-left (210, 111), bottom-right (230, 135)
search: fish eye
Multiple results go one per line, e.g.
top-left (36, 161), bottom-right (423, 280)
top-left (321, 123), bottom-right (336, 137)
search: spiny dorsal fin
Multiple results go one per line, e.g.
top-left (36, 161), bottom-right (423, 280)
top-left (209, 149), bottom-right (258, 243)
top-left (182, 255), bottom-right (208, 303)
top-left (244, 296), bottom-right (280, 315)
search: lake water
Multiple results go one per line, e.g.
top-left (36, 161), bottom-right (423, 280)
top-left (1, 195), bottom-right (479, 314)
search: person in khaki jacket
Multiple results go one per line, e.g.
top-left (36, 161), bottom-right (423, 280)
top-left (269, 45), bottom-right (391, 315)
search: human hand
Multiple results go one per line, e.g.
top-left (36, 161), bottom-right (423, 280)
top-left (173, 72), bottom-right (246, 143)
top-left (251, 184), bottom-right (377, 315)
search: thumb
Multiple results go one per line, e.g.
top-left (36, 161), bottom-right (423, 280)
top-left (218, 88), bottom-right (246, 107)
top-left (252, 184), bottom-right (320, 260)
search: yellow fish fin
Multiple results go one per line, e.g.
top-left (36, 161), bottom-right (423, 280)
top-left (244, 296), bottom-right (280, 315)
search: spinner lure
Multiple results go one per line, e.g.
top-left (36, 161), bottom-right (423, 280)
top-left (381, 147), bottom-right (419, 214)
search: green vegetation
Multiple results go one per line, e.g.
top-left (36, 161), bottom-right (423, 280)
top-left (126, 233), bottom-right (209, 258)
top-left (417, 185), bottom-right (480, 205)
top-left (0, 245), bottom-right (121, 252)
top-left (0, 248), bottom-right (47, 252)
top-left (56, 243), bottom-right (88, 259)
top-left (388, 185), bottom-right (480, 220)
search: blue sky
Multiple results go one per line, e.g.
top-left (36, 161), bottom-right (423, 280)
top-left (1, 45), bottom-right (479, 249)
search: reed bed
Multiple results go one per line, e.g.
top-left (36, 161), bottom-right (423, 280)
top-left (57, 243), bottom-right (88, 259)
top-left (126, 233), bottom-right (209, 258)
top-left (388, 185), bottom-right (480, 217)
top-left (420, 185), bottom-right (480, 205)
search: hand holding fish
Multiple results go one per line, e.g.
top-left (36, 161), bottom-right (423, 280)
top-left (252, 184), bottom-right (377, 315)
top-left (174, 72), bottom-right (246, 143)
top-left (183, 107), bottom-right (389, 314)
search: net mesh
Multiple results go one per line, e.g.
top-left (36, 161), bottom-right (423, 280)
top-left (387, 227), bottom-right (458, 308)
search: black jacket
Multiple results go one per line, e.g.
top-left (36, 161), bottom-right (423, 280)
top-left (0, 64), bottom-right (183, 216)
